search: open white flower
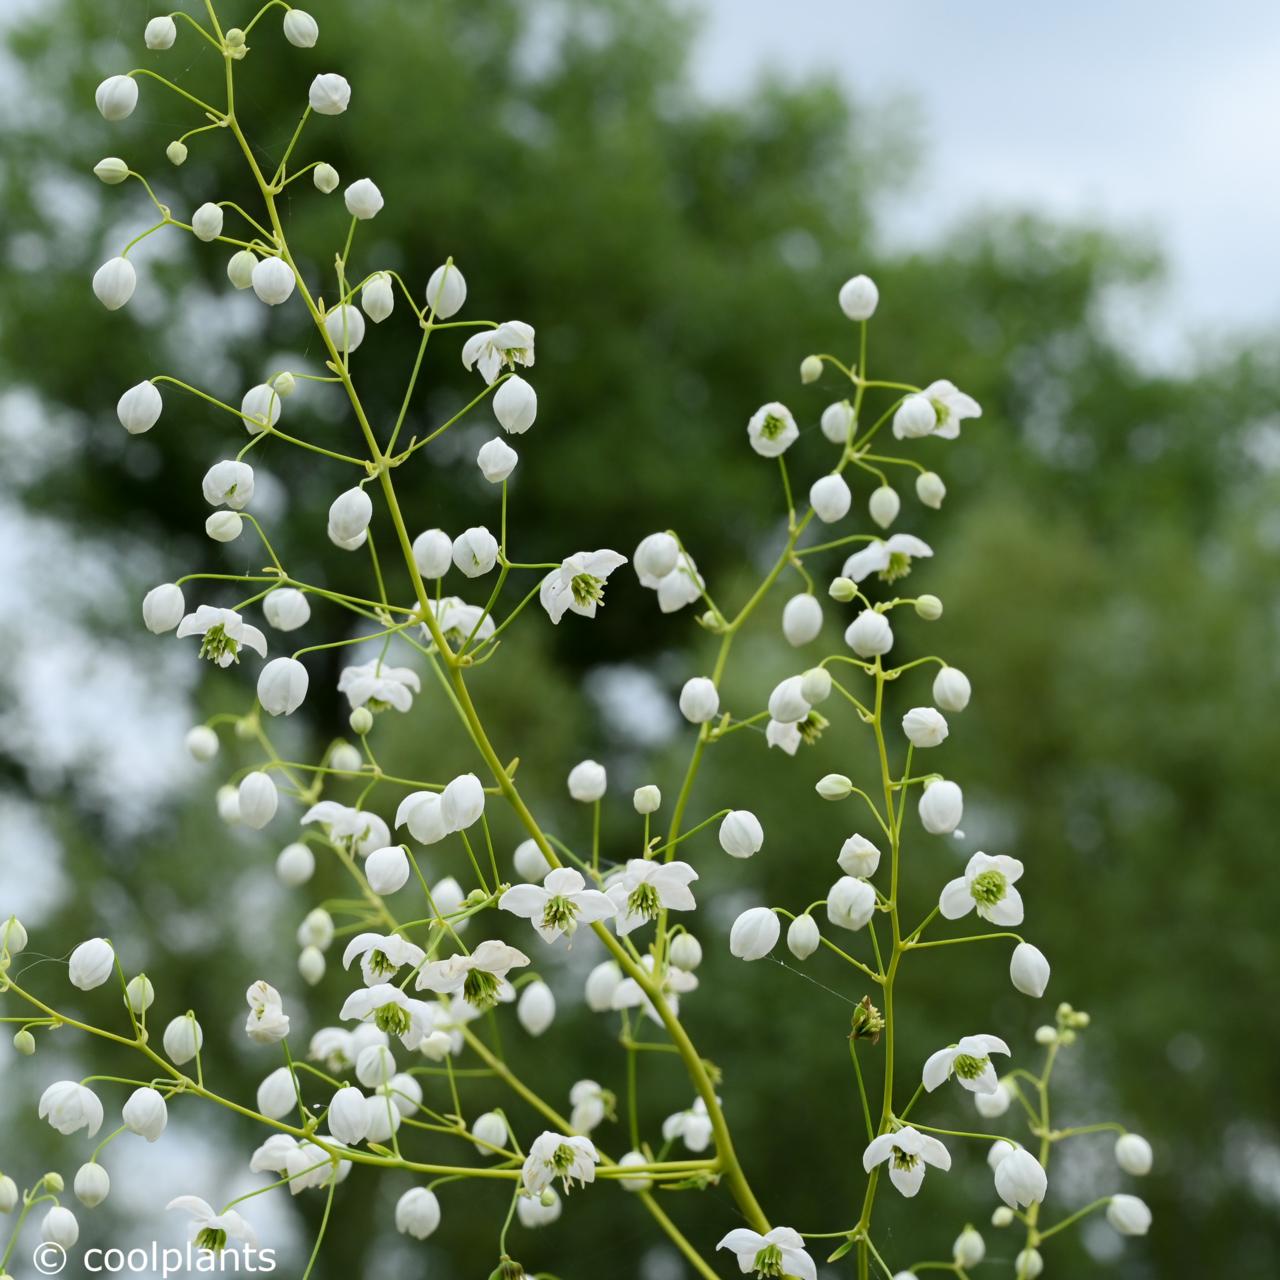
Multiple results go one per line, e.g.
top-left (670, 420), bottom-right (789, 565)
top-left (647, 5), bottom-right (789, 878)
top-left (747, 401), bottom-right (799, 457)
top-left (338, 660), bottom-right (420, 712)
top-left (863, 1126), bottom-right (951, 1197)
top-left (462, 321), bottom-right (535, 384)
top-left (662, 1097), bottom-right (714, 1152)
top-left (607, 859), bottom-right (698, 935)
top-left (245, 981), bottom-right (290, 1045)
top-left (415, 940), bottom-right (530, 1009)
top-left (340, 983), bottom-right (435, 1049)
top-left (842, 535), bottom-right (933, 584)
top-left (38, 1081), bottom-right (103, 1137)
top-left (425, 596), bottom-right (496, 645)
top-left (522, 1131), bottom-right (598, 1195)
top-left (342, 932), bottom-right (426, 986)
top-left (176, 606), bottom-right (267, 668)
top-left (301, 802), bottom-right (389, 856)
top-left (920, 379), bottom-right (982, 439)
top-left (539, 550), bottom-right (627, 624)
top-left (922, 1033), bottom-right (1011, 1095)
top-left (166, 1196), bottom-right (257, 1252)
top-left (498, 867), bottom-right (615, 944)
top-left (940, 852), bottom-right (1025, 926)
top-left (717, 1227), bottom-right (816, 1280)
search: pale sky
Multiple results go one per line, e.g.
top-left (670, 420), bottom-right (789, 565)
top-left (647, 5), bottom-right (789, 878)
top-left (693, 0), bottom-right (1280, 352)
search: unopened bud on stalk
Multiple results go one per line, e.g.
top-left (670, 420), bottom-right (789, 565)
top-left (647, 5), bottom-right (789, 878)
top-left (816, 773), bottom-right (852, 800)
top-left (13, 1029), bottom-right (36, 1055)
top-left (166, 141), bottom-right (188, 166)
top-left (800, 355), bottom-right (823, 384)
top-left (94, 156), bottom-right (129, 185)
top-left (314, 162), bottom-right (339, 193)
top-left (350, 707), bottom-right (374, 735)
top-left (800, 667), bottom-right (831, 704)
top-left (914, 594), bottom-right (943, 621)
top-left (828, 576), bottom-right (856, 602)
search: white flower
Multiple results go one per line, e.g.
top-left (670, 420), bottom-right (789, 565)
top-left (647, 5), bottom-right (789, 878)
top-left (364, 845), bottom-right (410, 895)
top-left (205, 511), bottom-right (243, 543)
top-left (477, 436), bottom-right (518, 483)
top-left (617, 1150), bottom-right (652, 1192)
top-left (634, 785), bottom-right (662, 814)
top-left (1015, 1249), bottom-right (1045, 1278)
top-left (863, 1126), bottom-right (951, 1197)
top-left (810, 473), bottom-right (852, 523)
top-left (610, 955), bottom-right (698, 1022)
top-left (827, 876), bottom-right (876, 931)
top-left (663, 1097), bottom-right (714, 1152)
top-left (917, 470), bottom-right (947, 508)
top-left (633, 532), bottom-right (679, 585)
top-left (747, 401), bottom-right (798, 457)
top-left (117, 381), bottom-right (163, 434)
top-left (821, 399), bottom-right (854, 443)
top-left (423, 596), bottom-right (495, 647)
top-left (425, 262), bottom-right (467, 318)
top-left (655, 556), bottom-right (705, 612)
top-left (144, 15), bottom-right (177, 48)
top-left (359, 271), bottom-right (394, 322)
top-left (585, 960), bottom-right (623, 1011)
top-left (38, 1081), bottom-right (104, 1137)
top-left (69, 937), bottom-right (115, 990)
top-left (717, 1227), bottom-right (816, 1280)
top-left (902, 706), bottom-right (948, 748)
top-left (494, 375), bottom-right (537, 433)
top-left (517, 1187), bottom-right (562, 1227)
top-left (202, 460), bottom-right (254, 510)
top-left (838, 833), bottom-right (881, 878)
top-left (93, 156), bottom-right (129, 185)
top-left (297, 907), bottom-right (334, 951)
top-left (251, 256), bottom-right (295, 306)
top-left (327, 1087), bottom-right (369, 1145)
top-left (539, 550), bottom-right (627, 624)
top-left (845, 609), bottom-right (893, 658)
top-left (441, 773), bottom-right (485, 831)
top-left (567, 759), bottom-right (607, 802)
top-left (263, 588), bottom-right (310, 631)
top-left (933, 666), bottom-right (971, 711)
top-left (338, 659), bottom-right (420, 712)
top-left (395, 791), bottom-right (448, 845)
top-left (607, 860), bottom-right (697, 935)
top-left (228, 249), bottom-right (257, 289)
top-left (308, 72), bottom-right (351, 115)
top-left (518, 980), bottom-right (556, 1035)
top-left (918, 778), bottom-right (963, 835)
top-left (324, 304), bottom-right (366, 354)
top-left (975, 1081), bottom-right (1013, 1118)
top-left (679, 676), bottom-right (720, 724)
top-left (499, 867), bottom-right (615, 944)
top-left (994, 1148), bottom-right (1047, 1209)
top-left (522, 1132), bottom-right (598, 1195)
top-left (74, 1162), bottom-right (110, 1208)
top-left (462, 321), bottom-right (535, 384)
top-left (1115, 1134), bottom-right (1153, 1176)
top-left (719, 810), bottom-right (763, 858)
top-left (41, 1207), bottom-right (79, 1250)
top-left (238, 772), bottom-right (278, 829)
top-left (185, 725), bottom-right (219, 761)
top-left (245, 981), bottom-right (290, 1044)
top-left (766, 719), bottom-right (801, 754)
top-left (412, 529), bottom-right (453, 578)
top-left (241, 383), bottom-right (282, 432)
top-left (919, 379), bottom-right (982, 439)
top-left (255, 1067), bottom-right (297, 1120)
top-left (1104, 1191), bottom-right (1155, 1240)
top-left (787, 913), bottom-right (820, 959)
top-left (122, 1087), bottom-right (168, 1141)
top-left (328, 488), bottom-right (373, 547)
top-left (344, 177), bottom-right (383, 220)
top-left (953, 1226), bottom-right (985, 1268)
top-left (892, 394), bottom-right (938, 440)
top-left (868, 485), bottom-right (900, 528)
top-left (415, 940), bottom-right (530, 1010)
top-left (513, 838), bottom-right (552, 881)
top-left (1010, 942), bottom-right (1050, 997)
top-left (768, 675), bottom-right (811, 724)
top-left (395, 1188), bottom-right (441, 1239)
top-left (342, 932), bottom-right (426, 986)
top-left (842, 535), bottom-right (933, 584)
top-left (569, 1079), bottom-right (610, 1133)
top-left (923, 1034), bottom-right (1011, 1095)
top-left (301, 802), bottom-right (389, 856)
top-left (452, 525), bottom-right (499, 577)
top-left (255, 657), bottom-right (308, 717)
top-left (283, 9), bottom-right (318, 47)
top-left (838, 274), bottom-right (879, 321)
top-left (95, 75), bottom-right (138, 121)
top-left (163, 1015), bottom-right (203, 1064)
top-left (177, 605), bottom-right (268, 668)
top-left (167, 1196), bottom-right (257, 1252)
top-left (940, 852), bottom-right (1024, 926)
top-left (341, 983), bottom-right (435, 1048)
top-left (729, 907), bottom-right (779, 960)
top-left (93, 256), bottom-right (136, 309)
top-left (782, 593), bottom-right (823, 646)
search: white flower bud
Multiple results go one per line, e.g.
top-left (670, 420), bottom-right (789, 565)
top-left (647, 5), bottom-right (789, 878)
top-left (494, 374), bottom-right (537, 434)
top-left (816, 773), bottom-right (852, 800)
top-left (283, 9), bottom-right (319, 47)
top-left (782, 593), bottom-right (823, 646)
top-left (513, 838), bottom-right (551, 882)
top-left (932, 667), bottom-right (971, 712)
top-left (838, 274), bottom-right (879, 321)
top-left (799, 667), bottom-right (832, 705)
top-left (633, 784), bottom-right (662, 814)
top-left (263, 588), bottom-right (310, 631)
top-left (308, 72), bottom-right (351, 115)
top-left (327, 1087), bottom-right (369, 1145)
top-left (821, 399), bottom-right (854, 443)
top-left (1035, 1025), bottom-right (1057, 1045)
top-left (69, 938), bottom-right (114, 990)
top-left (1010, 942), bottom-right (1050, 998)
top-left (344, 177), bottom-right (383, 220)
top-left (365, 845), bottom-right (410, 895)
top-left (786, 913), bottom-right (820, 960)
top-left (729, 907), bottom-right (779, 960)
top-left (276, 842), bottom-right (315, 887)
top-left (828, 575), bottom-right (856, 602)
top-left (242, 383), bottom-right (282, 431)
top-left (768, 675), bottom-right (810, 724)
top-left (122, 1087), bottom-right (167, 1141)
top-left (3, 915), bottom-right (29, 956)
top-left (994, 1148), bottom-right (1048, 1209)
top-left (809, 473), bottom-right (852, 523)
top-left (452, 526), bottom-right (498, 577)
top-left (166, 141), bottom-right (188, 166)
top-left (124, 974), bottom-right (154, 1014)
top-left (975, 1082), bottom-right (1012, 1118)
top-left (838, 833), bottom-right (881, 878)
top-left (1115, 1133), bottom-right (1153, 1176)
top-left (669, 933), bottom-right (702, 971)
top-left (868, 485), bottom-right (900, 528)
top-left (216, 784), bottom-right (240, 824)
top-left (227, 249), bottom-right (257, 289)
top-left (191, 202), bottom-right (224, 243)
top-left (313, 162), bottom-right (339, 193)
top-left (298, 945), bottom-right (325, 985)
top-left (251, 256), bottom-right (295, 306)
top-left (163, 1015), bottom-right (203, 1064)
top-left (1013, 1249), bottom-right (1043, 1278)
top-left (395, 1188), bottom-right (441, 1240)
top-left (298, 908), bottom-right (334, 950)
top-left (442, 773), bottom-right (485, 831)
top-left (914, 594), bottom-right (943, 621)
top-left (678, 676), bottom-right (719, 724)
top-left (360, 271), bottom-right (395, 323)
top-left (517, 980), bottom-right (555, 1036)
top-left (238, 772), bottom-right (278, 829)
top-left (94, 156), bottom-right (129, 184)
top-left (349, 706), bottom-right (373, 734)
top-left (893, 394), bottom-right (937, 439)
top-left (902, 706), bottom-right (948, 748)
top-left (991, 1206), bottom-right (1015, 1228)
top-left (518, 1188), bottom-right (562, 1227)
top-left (827, 876), bottom-right (876, 931)
top-left (142, 582), bottom-right (184, 634)
top-left (845, 609), bottom-right (893, 658)
top-left (257, 657), bottom-right (309, 716)
top-left (719, 810), bottom-right (763, 858)
top-left (330, 743), bottom-right (362, 773)
top-left (329, 487), bottom-right (373, 543)
top-left (634, 531), bottom-right (680, 583)
top-left (324, 303), bottom-right (366, 353)
top-left (93, 257), bottom-right (136, 310)
top-left (205, 511), bottom-right (243, 543)
top-left (144, 15), bottom-right (177, 48)
top-left (618, 1150), bottom-right (653, 1192)
top-left (117, 380), bottom-right (163, 435)
top-left (95, 76), bottom-right (139, 122)
top-left (470, 1110), bottom-right (508, 1155)
top-left (356, 1043), bottom-right (396, 1087)
top-left (918, 778), bottom-right (963, 835)
top-left (74, 1162), bottom-right (110, 1208)
top-left (42, 1207), bottom-right (79, 1250)
top-left (202, 459), bottom-right (254, 510)
top-left (567, 759), bottom-right (607, 802)
top-left (916, 470), bottom-right (947, 509)
top-left (477, 436), bottom-right (518, 483)
top-left (953, 1226), bottom-right (985, 1268)
top-left (412, 528), bottom-right (453, 578)
top-left (1107, 1194), bottom-right (1151, 1236)
top-left (254, 1067), bottom-right (296, 1120)
top-left (585, 960), bottom-right (623, 1011)
top-left (425, 263), bottom-right (467, 317)
top-left (800, 354), bottom-right (823, 383)
top-left (185, 726), bottom-right (219, 762)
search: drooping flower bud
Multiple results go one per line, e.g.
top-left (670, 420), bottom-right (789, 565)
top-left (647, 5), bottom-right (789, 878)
top-left (166, 141), bottom-right (188, 166)
top-left (313, 162), bottom-right (339, 193)
top-left (238, 772), bottom-right (279, 830)
top-left (816, 773), bottom-right (852, 800)
top-left (800, 354), bottom-right (823, 383)
top-left (729, 907), bottom-right (779, 960)
top-left (426, 262), bottom-right (467, 317)
top-left (868, 485), bottom-right (900, 529)
top-left (932, 666), bottom-right (971, 712)
top-left (202, 459), bottom-right (255, 510)
top-left (782, 593), bottom-right (823, 646)
top-left (838, 274), bottom-right (879, 321)
top-left (308, 72), bottom-right (351, 115)
top-left (93, 257), bottom-right (136, 310)
top-left (1009, 942), bottom-right (1050, 998)
top-left (902, 706), bottom-right (948, 748)
top-left (163, 1015), bottom-right (203, 1065)
top-left (1106, 1194), bottom-right (1151, 1236)
top-left (786, 913), bottom-right (820, 959)
top-left (142, 583), bottom-right (184, 634)
top-left (190, 202), bottom-right (224, 243)
top-left (122, 1087), bottom-right (168, 1142)
top-left (827, 876), bottom-right (875, 931)
top-left (953, 1227), bottom-right (985, 1268)
top-left (452, 526), bottom-right (499, 577)
top-left (362, 271), bottom-right (395, 322)
top-left (810, 473), bottom-right (852, 523)
top-left (494, 375), bottom-right (537, 434)
top-left (324, 303), bottom-right (366, 353)
top-left (283, 9), bottom-right (319, 47)
top-left (365, 845), bottom-right (410, 895)
top-left (918, 778), bottom-right (963, 835)
top-left (144, 15), bottom-right (177, 48)
top-left (275, 842), bottom-right (315, 887)
top-left (838, 833), bottom-right (881, 878)
top-left (893, 394), bottom-right (937, 439)
top-left (117, 381), bottom-right (163, 434)
top-left (205, 511), bottom-right (243, 542)
top-left (845, 609), bottom-right (893, 658)
top-left (95, 76), bottom-right (138, 121)
top-left (329, 487), bottom-right (374, 544)
top-left (298, 946), bottom-right (325, 985)
top-left (916, 470), bottom-right (947, 509)
top-left (412, 528), bottom-right (453, 578)
top-left (669, 932), bottom-right (702, 970)
top-left (184, 726), bottom-right (219, 762)
top-left (74, 1163), bottom-right (110, 1209)
top-left (251, 256), bottom-right (295, 306)
top-left (800, 666), bottom-right (832, 704)
top-left (719, 810), bottom-right (763, 858)
top-left (678, 677), bottom-right (719, 724)
top-left (227, 249), bottom-right (257, 289)
top-left (68, 938), bottom-right (115, 990)
top-left (914, 594), bottom-right (943, 620)
top-left (258, 657), bottom-right (309, 716)
top-left (633, 531), bottom-right (680, 583)
top-left (263, 588), bottom-right (311, 631)
top-left (517, 981), bottom-right (556, 1035)
top-left (344, 177), bottom-right (384, 220)
top-left (821, 399), bottom-right (854, 443)
top-left (477, 437), bottom-right (518, 483)
top-left (1114, 1133), bottom-right (1153, 1176)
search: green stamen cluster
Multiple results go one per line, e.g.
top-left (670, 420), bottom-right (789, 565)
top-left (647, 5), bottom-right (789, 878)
top-left (971, 869), bottom-right (1007, 907)
top-left (542, 896), bottom-right (579, 935)
top-left (374, 1001), bottom-right (411, 1038)
top-left (195, 1227), bottom-right (227, 1252)
top-left (464, 968), bottom-right (501, 1009)
top-left (197, 624), bottom-right (239, 665)
top-left (953, 1052), bottom-right (988, 1081)
top-left (570, 573), bottom-right (606, 609)
top-left (626, 882), bottom-right (662, 921)
top-left (752, 1244), bottom-right (785, 1277)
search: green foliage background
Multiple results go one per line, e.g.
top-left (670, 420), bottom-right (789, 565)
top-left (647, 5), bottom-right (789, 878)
top-left (2, 1), bottom-right (1278, 1277)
